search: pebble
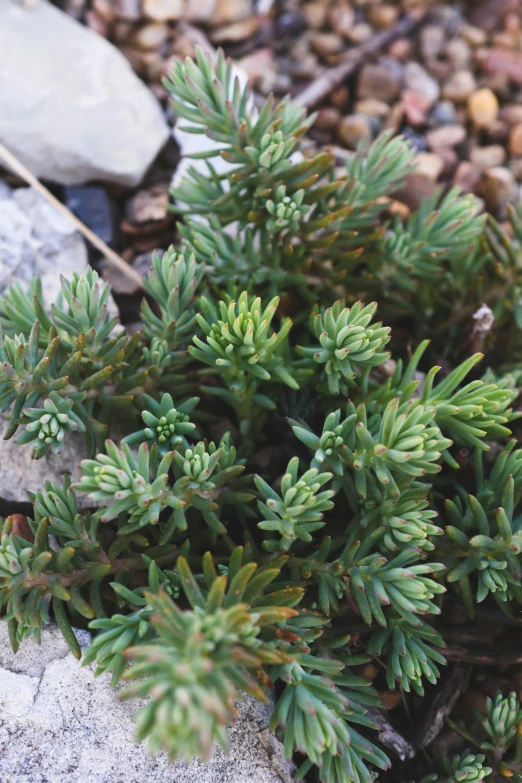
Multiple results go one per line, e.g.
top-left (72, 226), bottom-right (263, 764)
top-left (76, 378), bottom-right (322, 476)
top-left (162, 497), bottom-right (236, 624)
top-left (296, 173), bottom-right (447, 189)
top-left (446, 38), bottom-right (472, 69)
top-left (400, 127), bottom-right (428, 152)
top-left (368, 3), bottom-right (399, 29)
top-left (310, 32), bottom-right (344, 58)
top-left (238, 49), bottom-right (277, 94)
top-left (468, 87), bottom-right (499, 128)
top-left (328, 2), bottom-right (355, 37)
top-left (184, 0), bottom-right (217, 22)
top-left (302, 1), bottom-right (326, 30)
top-left (420, 25), bottom-right (445, 60)
top-left (114, 0), bottom-right (141, 20)
top-left (131, 22), bottom-right (169, 50)
top-left (509, 123), bottom-right (522, 156)
top-left (482, 166), bottom-right (517, 215)
top-left (453, 161), bottom-right (482, 193)
top-left (414, 152), bottom-right (444, 181)
top-left (314, 107), bottom-right (341, 131)
top-left (358, 64), bottom-right (402, 103)
top-left (354, 98), bottom-right (390, 117)
top-left (460, 23), bottom-right (488, 46)
top-left (470, 0), bottom-right (520, 33)
top-left (500, 105), bottom-right (522, 126)
top-left (442, 70), bottom-right (477, 103)
top-left (274, 12), bottom-right (308, 38)
top-left (388, 38), bottom-right (411, 61)
top-left (92, 0), bottom-right (116, 23)
top-left (429, 100), bottom-right (458, 126)
top-left (337, 114), bottom-right (373, 149)
top-left (403, 62), bottom-right (440, 105)
top-left (393, 173), bottom-right (438, 211)
top-left (470, 144), bottom-right (506, 171)
top-left (209, 17), bottom-right (259, 42)
top-left (64, 186), bottom-right (114, 245)
top-left (125, 184), bottom-right (170, 223)
top-left (348, 23), bottom-right (373, 44)
top-left (209, 0), bottom-right (251, 26)
top-left (426, 124), bottom-right (466, 150)
top-left (330, 85), bottom-right (350, 109)
top-left (142, 0), bottom-right (184, 21)
top-left (402, 90), bottom-right (432, 126)
top-left (483, 48), bottom-right (522, 86)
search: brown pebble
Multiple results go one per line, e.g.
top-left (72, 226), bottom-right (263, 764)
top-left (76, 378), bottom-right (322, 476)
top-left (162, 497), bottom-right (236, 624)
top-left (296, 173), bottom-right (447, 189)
top-left (302, 0), bottom-right (327, 29)
top-left (337, 114), bottom-right (372, 149)
top-left (368, 3), bottom-right (398, 29)
top-left (142, 0), bottom-right (184, 21)
top-left (131, 22), bottom-right (169, 50)
top-left (500, 104), bottom-right (522, 126)
top-left (126, 185), bottom-right (170, 224)
top-left (348, 23), bottom-right (373, 44)
top-left (388, 38), bottom-right (411, 61)
top-left (314, 107), bottom-right (341, 131)
top-left (453, 161), bottom-right (482, 192)
top-left (470, 144), bottom-right (507, 171)
top-left (310, 32), bottom-right (345, 58)
top-left (92, 0), bottom-right (116, 23)
top-left (426, 124), bottom-right (466, 150)
top-left (358, 64), bottom-right (402, 103)
top-left (468, 88), bottom-right (499, 128)
top-left (482, 166), bottom-right (517, 216)
top-left (470, 0), bottom-right (520, 34)
top-left (328, 1), bottom-right (355, 37)
top-left (85, 9), bottom-right (109, 36)
top-left (393, 172), bottom-right (438, 211)
top-left (354, 98), bottom-right (390, 117)
top-left (209, 17), bottom-right (260, 42)
top-left (330, 86), bottom-right (350, 110)
top-left (210, 0), bottom-right (251, 25)
top-left (443, 70), bottom-right (477, 103)
top-left (414, 152), bottom-right (444, 182)
top-left (483, 48), bottom-right (522, 86)
top-left (509, 123), bottom-right (522, 156)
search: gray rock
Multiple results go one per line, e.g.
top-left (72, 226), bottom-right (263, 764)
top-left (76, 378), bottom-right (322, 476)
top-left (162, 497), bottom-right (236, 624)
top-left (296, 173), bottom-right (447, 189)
top-left (404, 62), bottom-right (440, 105)
top-left (0, 1), bottom-right (169, 187)
top-left (0, 622), bottom-right (294, 783)
top-left (0, 186), bottom-right (88, 304)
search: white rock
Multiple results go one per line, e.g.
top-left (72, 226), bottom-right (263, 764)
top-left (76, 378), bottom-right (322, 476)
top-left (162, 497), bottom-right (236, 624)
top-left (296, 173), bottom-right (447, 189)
top-left (0, 186), bottom-right (88, 307)
top-left (0, 1), bottom-right (170, 186)
top-left (0, 623), bottom-right (293, 783)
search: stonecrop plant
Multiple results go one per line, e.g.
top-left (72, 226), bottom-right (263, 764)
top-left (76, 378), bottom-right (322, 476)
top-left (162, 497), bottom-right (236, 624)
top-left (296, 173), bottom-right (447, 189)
top-left (2, 48), bottom-right (522, 783)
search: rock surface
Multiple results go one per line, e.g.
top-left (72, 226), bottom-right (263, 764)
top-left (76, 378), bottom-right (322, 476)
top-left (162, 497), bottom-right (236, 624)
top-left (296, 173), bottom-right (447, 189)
top-left (0, 186), bottom-right (88, 304)
top-left (0, 1), bottom-right (169, 186)
top-left (0, 623), bottom-right (293, 783)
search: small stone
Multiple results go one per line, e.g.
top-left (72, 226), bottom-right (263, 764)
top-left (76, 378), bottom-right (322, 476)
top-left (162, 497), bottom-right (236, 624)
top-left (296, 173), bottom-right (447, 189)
top-left (470, 0), bottom-right (519, 33)
top-left (302, 1), bottom-right (327, 29)
top-left (393, 173), bottom-right (438, 211)
top-left (114, 0), bottom-right (141, 19)
top-left (483, 48), bottom-right (522, 86)
top-left (482, 166), bottom-right (517, 215)
top-left (453, 161), bottom-right (482, 193)
top-left (487, 119), bottom-right (510, 144)
top-left (132, 22), bottom-right (169, 50)
top-left (388, 38), bottom-right (411, 61)
top-left (209, 17), bottom-right (260, 42)
top-left (354, 98), bottom-right (390, 117)
top-left (400, 127), bottom-right (428, 152)
top-left (358, 64), bottom-right (402, 103)
top-left (273, 12), bottom-right (308, 38)
top-left (438, 146), bottom-right (458, 177)
top-left (470, 145), bottom-right (506, 171)
top-left (442, 70), bottom-right (477, 103)
top-left (330, 85), bottom-right (350, 109)
top-left (426, 124), bottom-right (466, 150)
top-left (290, 53), bottom-right (318, 81)
top-left (368, 3), bottom-right (398, 29)
top-left (420, 25), bottom-right (445, 60)
top-left (314, 107), bottom-right (341, 131)
top-left (384, 101), bottom-right (404, 133)
top-left (85, 9), bottom-right (110, 37)
top-left (460, 23), bottom-right (487, 46)
top-left (468, 88), bottom-right (499, 128)
top-left (210, 0), bottom-right (251, 26)
top-left (429, 100), bottom-right (458, 126)
top-left (446, 38), bottom-right (471, 69)
top-left (414, 152), bottom-right (444, 181)
top-left (238, 49), bottom-right (277, 94)
top-left (328, 1), bottom-right (355, 37)
top-left (403, 62), bottom-right (440, 105)
top-left (348, 23), bottom-right (373, 44)
top-left (401, 90), bottom-right (432, 126)
top-left (509, 123), bottom-right (522, 156)
top-left (125, 184), bottom-right (170, 224)
top-left (492, 30), bottom-right (520, 48)
top-left (337, 114), bottom-right (372, 149)
top-left (509, 158), bottom-right (522, 179)
top-left (500, 104), bottom-right (522, 126)
top-left (64, 186), bottom-right (114, 245)
top-left (310, 32), bottom-right (344, 58)
top-left (92, 0), bottom-right (116, 23)
top-left (142, 0), bottom-right (184, 21)
top-left (184, 0), bottom-right (216, 21)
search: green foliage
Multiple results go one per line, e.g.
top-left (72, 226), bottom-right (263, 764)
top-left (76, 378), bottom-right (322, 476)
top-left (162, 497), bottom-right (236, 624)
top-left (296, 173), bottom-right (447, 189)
top-left (2, 48), bottom-right (522, 783)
